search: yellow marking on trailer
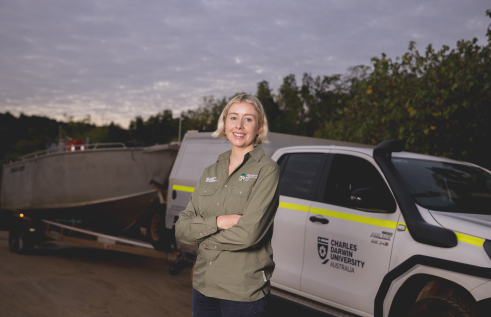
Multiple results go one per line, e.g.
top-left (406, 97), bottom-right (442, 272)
top-left (173, 185), bottom-right (195, 193)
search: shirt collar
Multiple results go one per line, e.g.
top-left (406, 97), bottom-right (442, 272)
top-left (249, 145), bottom-right (265, 162)
top-left (217, 150), bottom-right (232, 162)
top-left (217, 145), bottom-right (265, 162)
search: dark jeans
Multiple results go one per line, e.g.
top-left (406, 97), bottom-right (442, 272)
top-left (192, 288), bottom-right (270, 317)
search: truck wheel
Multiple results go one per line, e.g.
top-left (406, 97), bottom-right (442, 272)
top-left (148, 212), bottom-right (174, 252)
top-left (407, 296), bottom-right (480, 317)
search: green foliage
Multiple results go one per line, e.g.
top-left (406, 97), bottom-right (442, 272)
top-left (276, 75), bottom-right (307, 135)
top-left (0, 112), bottom-right (130, 164)
top-left (317, 19), bottom-right (491, 168)
top-left (180, 96), bottom-right (228, 135)
top-left (0, 112), bottom-right (61, 163)
top-left (255, 74), bottom-right (346, 136)
top-left (256, 81), bottom-right (281, 132)
top-left (129, 110), bottom-right (178, 145)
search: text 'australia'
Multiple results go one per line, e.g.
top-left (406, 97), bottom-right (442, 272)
top-left (329, 239), bottom-right (365, 273)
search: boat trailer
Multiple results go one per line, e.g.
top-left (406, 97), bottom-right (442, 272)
top-left (8, 215), bottom-right (178, 263)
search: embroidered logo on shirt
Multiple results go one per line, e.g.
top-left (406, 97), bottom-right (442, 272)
top-left (206, 177), bottom-right (218, 183)
top-left (245, 174), bottom-right (258, 181)
top-left (239, 174), bottom-right (258, 181)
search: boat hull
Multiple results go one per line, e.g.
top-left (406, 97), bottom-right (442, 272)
top-left (1, 146), bottom-right (178, 233)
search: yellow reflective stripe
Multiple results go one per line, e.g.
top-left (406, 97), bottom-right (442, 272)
top-left (278, 202), bottom-right (310, 212)
top-left (280, 203), bottom-right (485, 247)
top-left (455, 232), bottom-right (485, 247)
top-left (173, 185), bottom-right (195, 193)
top-left (310, 207), bottom-right (398, 229)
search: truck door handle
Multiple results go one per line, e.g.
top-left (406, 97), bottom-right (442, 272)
top-left (309, 216), bottom-right (329, 224)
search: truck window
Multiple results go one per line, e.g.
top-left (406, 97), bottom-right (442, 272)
top-left (323, 154), bottom-right (394, 210)
top-left (280, 153), bottom-right (323, 200)
top-left (277, 154), bottom-right (288, 176)
top-left (392, 158), bottom-right (491, 215)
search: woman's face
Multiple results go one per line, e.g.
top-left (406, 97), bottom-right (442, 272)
top-left (225, 102), bottom-right (263, 151)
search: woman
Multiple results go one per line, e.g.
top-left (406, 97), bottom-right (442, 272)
top-left (175, 94), bottom-right (280, 317)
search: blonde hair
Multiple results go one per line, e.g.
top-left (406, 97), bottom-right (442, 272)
top-left (211, 94), bottom-right (269, 144)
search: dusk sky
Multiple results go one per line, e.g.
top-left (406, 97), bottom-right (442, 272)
top-left (1, 0), bottom-right (489, 127)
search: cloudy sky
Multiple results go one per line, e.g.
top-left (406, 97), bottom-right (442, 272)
top-left (1, 0), bottom-right (489, 127)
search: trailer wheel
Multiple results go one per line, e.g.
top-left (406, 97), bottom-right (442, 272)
top-left (148, 212), bottom-right (174, 252)
top-left (9, 226), bottom-right (35, 254)
top-left (407, 296), bottom-right (480, 317)
top-left (8, 228), bottom-right (20, 253)
top-left (18, 228), bottom-right (35, 254)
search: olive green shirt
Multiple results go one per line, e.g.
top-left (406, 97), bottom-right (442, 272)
top-left (175, 145), bottom-right (280, 302)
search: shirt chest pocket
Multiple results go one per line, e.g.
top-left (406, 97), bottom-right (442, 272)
top-left (198, 186), bottom-right (218, 212)
top-left (228, 187), bottom-right (253, 214)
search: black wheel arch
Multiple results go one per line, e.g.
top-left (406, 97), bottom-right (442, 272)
top-left (376, 255), bottom-right (491, 317)
top-left (388, 274), bottom-right (477, 317)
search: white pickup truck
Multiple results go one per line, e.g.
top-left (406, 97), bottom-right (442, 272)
top-left (167, 133), bottom-right (491, 317)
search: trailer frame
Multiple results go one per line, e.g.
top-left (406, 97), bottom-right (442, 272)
top-left (8, 215), bottom-right (178, 262)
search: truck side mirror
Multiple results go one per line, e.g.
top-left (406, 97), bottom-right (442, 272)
top-left (350, 188), bottom-right (395, 213)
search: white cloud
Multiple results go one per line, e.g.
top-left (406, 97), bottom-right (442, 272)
top-left (0, 0), bottom-right (489, 128)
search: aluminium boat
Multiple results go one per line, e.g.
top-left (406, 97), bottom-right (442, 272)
top-left (1, 142), bottom-right (178, 234)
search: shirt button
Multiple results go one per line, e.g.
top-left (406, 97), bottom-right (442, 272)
top-left (211, 229), bottom-right (215, 232)
top-left (204, 190), bottom-right (207, 193)
top-left (200, 233), bottom-right (203, 237)
top-left (203, 243), bottom-right (206, 247)
top-left (217, 203), bottom-right (220, 206)
top-left (214, 245), bottom-right (217, 249)
top-left (224, 185), bottom-right (227, 188)
top-left (239, 191), bottom-right (242, 194)
top-left (209, 262), bottom-right (212, 265)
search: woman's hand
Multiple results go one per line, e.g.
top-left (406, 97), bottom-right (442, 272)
top-left (216, 215), bottom-right (242, 230)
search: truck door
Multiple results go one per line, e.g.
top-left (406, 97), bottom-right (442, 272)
top-left (271, 152), bottom-right (326, 291)
top-left (300, 151), bottom-right (400, 314)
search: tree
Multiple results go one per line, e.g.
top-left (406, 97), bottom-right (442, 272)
top-left (180, 96), bottom-right (228, 135)
top-left (129, 110), bottom-right (178, 145)
top-left (315, 10), bottom-right (491, 168)
top-left (301, 73), bottom-right (345, 137)
top-left (276, 74), bottom-right (307, 135)
top-left (256, 81), bottom-right (281, 132)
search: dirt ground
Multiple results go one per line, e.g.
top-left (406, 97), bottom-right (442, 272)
top-left (0, 230), bottom-right (193, 317)
top-left (0, 231), bottom-right (328, 317)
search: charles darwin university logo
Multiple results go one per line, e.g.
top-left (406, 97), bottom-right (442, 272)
top-left (239, 173), bottom-right (246, 181)
top-left (318, 237), bottom-right (329, 265)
